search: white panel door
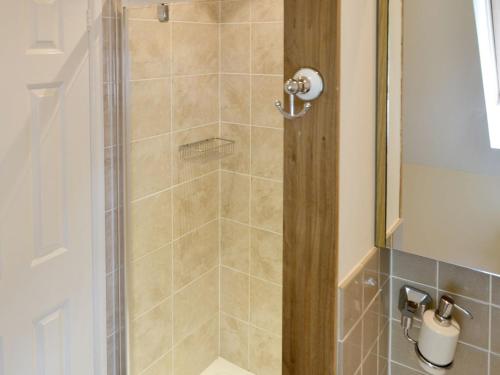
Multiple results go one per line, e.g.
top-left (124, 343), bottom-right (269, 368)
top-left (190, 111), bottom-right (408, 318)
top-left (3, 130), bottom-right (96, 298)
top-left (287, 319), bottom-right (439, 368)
top-left (0, 0), bottom-right (97, 374)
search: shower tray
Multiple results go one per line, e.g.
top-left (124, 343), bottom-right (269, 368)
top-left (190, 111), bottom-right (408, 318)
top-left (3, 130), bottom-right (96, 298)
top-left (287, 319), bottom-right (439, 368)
top-left (201, 357), bottom-right (254, 375)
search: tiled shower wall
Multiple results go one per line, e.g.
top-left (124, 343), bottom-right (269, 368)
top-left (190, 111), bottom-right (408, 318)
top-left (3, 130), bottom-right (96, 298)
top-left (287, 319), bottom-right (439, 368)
top-left (218, 0), bottom-right (284, 373)
top-left (104, 1), bottom-right (284, 374)
top-left (126, 4), bottom-right (217, 375)
top-left (337, 248), bottom-right (391, 375)
top-left (126, 4), bottom-right (222, 374)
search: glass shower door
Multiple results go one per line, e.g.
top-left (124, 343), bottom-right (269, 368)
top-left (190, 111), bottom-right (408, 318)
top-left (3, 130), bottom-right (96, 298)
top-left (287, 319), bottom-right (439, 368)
top-left (121, 2), bottom-right (284, 374)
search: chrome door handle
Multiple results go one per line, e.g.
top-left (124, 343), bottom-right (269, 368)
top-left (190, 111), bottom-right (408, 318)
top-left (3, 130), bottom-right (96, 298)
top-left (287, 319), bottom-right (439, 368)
top-left (275, 68), bottom-right (324, 120)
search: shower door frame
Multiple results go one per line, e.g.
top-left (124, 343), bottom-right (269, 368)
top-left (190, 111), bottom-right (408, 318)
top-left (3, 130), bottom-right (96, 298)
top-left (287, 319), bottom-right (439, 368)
top-left (282, 0), bottom-right (340, 374)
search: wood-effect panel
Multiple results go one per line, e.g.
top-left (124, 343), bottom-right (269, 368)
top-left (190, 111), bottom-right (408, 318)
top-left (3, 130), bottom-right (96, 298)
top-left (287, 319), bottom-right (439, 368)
top-left (282, 1), bottom-right (340, 374)
top-left (375, 0), bottom-right (390, 248)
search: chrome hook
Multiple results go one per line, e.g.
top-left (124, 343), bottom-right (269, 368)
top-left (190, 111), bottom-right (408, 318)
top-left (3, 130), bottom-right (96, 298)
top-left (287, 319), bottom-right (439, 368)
top-left (274, 68), bottom-right (324, 120)
top-left (275, 97), bottom-right (312, 120)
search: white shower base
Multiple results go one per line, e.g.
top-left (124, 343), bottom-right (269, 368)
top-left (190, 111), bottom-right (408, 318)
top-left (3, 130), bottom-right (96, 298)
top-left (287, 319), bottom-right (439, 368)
top-left (201, 358), bottom-right (254, 375)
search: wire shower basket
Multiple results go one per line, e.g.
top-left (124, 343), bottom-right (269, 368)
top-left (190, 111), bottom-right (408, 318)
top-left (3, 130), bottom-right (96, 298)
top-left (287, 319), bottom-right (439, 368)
top-left (179, 137), bottom-right (235, 161)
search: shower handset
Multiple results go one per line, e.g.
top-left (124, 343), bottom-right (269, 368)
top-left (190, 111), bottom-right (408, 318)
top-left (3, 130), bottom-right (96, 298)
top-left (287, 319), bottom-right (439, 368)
top-left (275, 68), bottom-right (324, 120)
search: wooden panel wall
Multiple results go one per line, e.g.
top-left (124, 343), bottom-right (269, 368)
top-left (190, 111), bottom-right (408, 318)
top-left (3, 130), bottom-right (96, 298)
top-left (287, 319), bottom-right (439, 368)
top-left (282, 1), bottom-right (341, 374)
top-left (375, 0), bottom-right (390, 248)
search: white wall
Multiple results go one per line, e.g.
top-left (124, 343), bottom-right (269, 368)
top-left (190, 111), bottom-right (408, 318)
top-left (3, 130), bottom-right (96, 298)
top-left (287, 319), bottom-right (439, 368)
top-left (338, 0), bottom-right (377, 283)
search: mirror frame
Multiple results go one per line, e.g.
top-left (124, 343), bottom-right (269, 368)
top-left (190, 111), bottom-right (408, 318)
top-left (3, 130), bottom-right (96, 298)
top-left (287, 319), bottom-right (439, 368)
top-left (375, 0), bottom-right (404, 248)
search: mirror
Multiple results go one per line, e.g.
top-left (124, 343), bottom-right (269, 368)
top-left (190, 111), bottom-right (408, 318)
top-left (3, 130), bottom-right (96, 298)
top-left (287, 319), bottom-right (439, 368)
top-left (376, 0), bottom-right (500, 274)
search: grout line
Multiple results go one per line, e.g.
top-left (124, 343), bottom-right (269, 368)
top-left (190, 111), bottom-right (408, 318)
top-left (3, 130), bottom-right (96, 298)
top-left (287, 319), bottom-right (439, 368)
top-left (174, 263), bottom-right (219, 300)
top-left (170, 121), bottom-right (220, 134)
top-left (218, 0), bottom-right (223, 359)
top-left (361, 338), bottom-right (378, 366)
top-left (169, 17), bottom-right (175, 374)
top-left (220, 120), bottom-right (284, 130)
top-left (247, 7), bottom-right (253, 367)
top-left (220, 169), bottom-right (283, 184)
top-left (171, 312), bottom-right (220, 353)
top-left (391, 276), bottom-right (438, 290)
top-left (246, 4), bottom-right (256, 369)
top-left (221, 217), bottom-right (283, 236)
top-left (219, 21), bottom-right (284, 25)
top-left (130, 218), bottom-right (219, 264)
top-left (391, 276), bottom-right (436, 290)
top-left (221, 264), bottom-right (283, 288)
top-left (129, 169), bottom-right (219, 204)
top-left (128, 18), bottom-right (220, 25)
top-left (130, 120), bottom-right (220, 144)
top-left (220, 72), bottom-right (282, 77)
top-left (173, 217), bottom-right (219, 245)
top-left (138, 350), bottom-right (172, 375)
top-left (132, 264), bottom-right (219, 323)
top-left (120, 8), bottom-right (131, 373)
top-left (128, 131), bottom-right (171, 144)
top-left (128, 76), bottom-right (172, 83)
top-left (339, 289), bottom-right (382, 344)
top-left (388, 249), bottom-right (394, 375)
top-left (132, 295), bottom-right (172, 322)
top-left (129, 72), bottom-right (219, 82)
top-left (390, 360), bottom-right (426, 375)
top-left (220, 312), bottom-right (282, 340)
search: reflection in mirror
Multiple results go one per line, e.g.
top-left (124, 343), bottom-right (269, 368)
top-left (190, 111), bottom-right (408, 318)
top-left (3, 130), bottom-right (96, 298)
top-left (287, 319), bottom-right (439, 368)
top-left (377, 0), bottom-right (500, 274)
top-left (474, 0), bottom-right (500, 148)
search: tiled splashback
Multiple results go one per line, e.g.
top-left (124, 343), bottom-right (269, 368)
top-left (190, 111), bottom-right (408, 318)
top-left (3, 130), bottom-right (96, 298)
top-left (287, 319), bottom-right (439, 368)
top-left (337, 248), bottom-right (391, 375)
top-left (390, 250), bottom-right (500, 375)
top-left (338, 248), bottom-right (500, 375)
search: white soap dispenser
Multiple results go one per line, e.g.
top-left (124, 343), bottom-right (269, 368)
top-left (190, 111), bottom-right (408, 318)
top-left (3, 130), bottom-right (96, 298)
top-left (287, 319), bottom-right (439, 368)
top-left (416, 295), bottom-right (473, 374)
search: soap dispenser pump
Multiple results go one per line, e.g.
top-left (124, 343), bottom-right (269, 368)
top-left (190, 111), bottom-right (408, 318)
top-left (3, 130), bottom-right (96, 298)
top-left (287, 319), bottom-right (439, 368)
top-left (417, 295), bottom-right (473, 373)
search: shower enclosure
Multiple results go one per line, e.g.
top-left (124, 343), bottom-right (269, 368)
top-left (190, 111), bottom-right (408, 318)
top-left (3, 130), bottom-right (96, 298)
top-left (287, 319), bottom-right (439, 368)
top-left (103, 1), bottom-right (339, 374)
top-left (105, 1), bottom-right (285, 373)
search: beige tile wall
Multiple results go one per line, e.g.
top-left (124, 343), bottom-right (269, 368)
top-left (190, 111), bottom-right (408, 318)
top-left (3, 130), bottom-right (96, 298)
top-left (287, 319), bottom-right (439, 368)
top-left (389, 249), bottom-right (500, 375)
top-left (337, 248), bottom-right (391, 375)
top-left (124, 1), bottom-right (284, 374)
top-left (219, 0), bottom-right (283, 373)
top-left (126, 3), bottom-right (220, 375)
